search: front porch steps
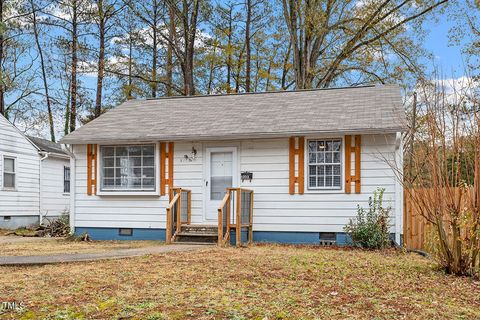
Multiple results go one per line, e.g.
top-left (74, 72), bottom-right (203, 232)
top-left (174, 224), bottom-right (218, 244)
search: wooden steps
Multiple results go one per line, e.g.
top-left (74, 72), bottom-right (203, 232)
top-left (175, 224), bottom-right (218, 244)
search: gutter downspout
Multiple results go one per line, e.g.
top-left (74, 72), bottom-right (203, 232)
top-left (39, 152), bottom-right (49, 225)
top-left (394, 132), bottom-right (403, 245)
top-left (68, 146), bottom-right (76, 234)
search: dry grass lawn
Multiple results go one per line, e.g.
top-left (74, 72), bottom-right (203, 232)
top-left (1, 245), bottom-right (479, 319)
top-left (0, 238), bottom-right (163, 256)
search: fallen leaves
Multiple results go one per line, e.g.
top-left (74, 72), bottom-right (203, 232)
top-left (0, 245), bottom-right (479, 319)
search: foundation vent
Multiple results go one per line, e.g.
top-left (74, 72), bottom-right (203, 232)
top-left (319, 232), bottom-right (336, 246)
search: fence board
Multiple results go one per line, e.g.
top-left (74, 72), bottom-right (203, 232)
top-left (403, 187), bottom-right (474, 250)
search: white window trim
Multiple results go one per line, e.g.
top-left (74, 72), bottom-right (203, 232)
top-left (96, 143), bottom-right (160, 196)
top-left (304, 136), bottom-right (345, 194)
top-left (2, 155), bottom-right (17, 191)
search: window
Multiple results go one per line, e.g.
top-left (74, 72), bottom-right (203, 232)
top-left (3, 157), bottom-right (16, 189)
top-left (64, 166), bottom-right (71, 193)
top-left (307, 139), bottom-right (342, 189)
top-left (100, 145), bottom-right (155, 192)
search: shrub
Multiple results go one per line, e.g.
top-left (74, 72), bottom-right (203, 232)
top-left (344, 188), bottom-right (391, 249)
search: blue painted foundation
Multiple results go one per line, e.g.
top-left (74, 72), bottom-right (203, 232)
top-left (254, 231), bottom-right (321, 244)
top-left (75, 227), bottom-right (397, 246)
top-left (229, 228), bottom-right (249, 245)
top-left (75, 227), bottom-right (166, 241)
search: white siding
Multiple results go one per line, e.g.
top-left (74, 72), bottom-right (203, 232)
top-left (73, 134), bottom-right (402, 233)
top-left (238, 134), bottom-right (399, 232)
top-left (41, 157), bottom-right (70, 217)
top-left (0, 115), bottom-right (40, 217)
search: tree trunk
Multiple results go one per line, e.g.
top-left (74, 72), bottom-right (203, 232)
top-left (151, 0), bottom-right (159, 98)
top-left (281, 41), bottom-right (291, 90)
top-left (31, 0), bottom-right (55, 141)
top-left (235, 46), bottom-right (244, 93)
top-left (244, 0), bottom-right (251, 92)
top-left (94, 0), bottom-right (105, 118)
top-left (166, 4), bottom-right (175, 96)
top-left (69, 0), bottom-right (78, 132)
top-left (64, 79), bottom-right (71, 136)
top-left (0, 0), bottom-right (5, 116)
top-left (185, 0), bottom-right (198, 96)
top-left (226, 10), bottom-right (232, 94)
top-left (207, 41), bottom-right (217, 94)
top-left (127, 30), bottom-right (133, 99)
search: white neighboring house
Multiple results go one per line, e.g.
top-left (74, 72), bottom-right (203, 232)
top-left (0, 114), bottom-right (71, 229)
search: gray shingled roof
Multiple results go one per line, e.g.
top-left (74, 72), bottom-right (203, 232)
top-left (27, 136), bottom-right (67, 155)
top-left (60, 84), bottom-right (406, 144)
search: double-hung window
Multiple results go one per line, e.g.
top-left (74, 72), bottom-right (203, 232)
top-left (64, 166), bottom-right (71, 193)
top-left (100, 145), bottom-right (155, 192)
top-left (307, 139), bottom-right (342, 189)
top-left (3, 156), bottom-right (16, 189)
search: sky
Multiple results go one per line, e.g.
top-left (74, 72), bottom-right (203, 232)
top-left (422, 10), bottom-right (467, 78)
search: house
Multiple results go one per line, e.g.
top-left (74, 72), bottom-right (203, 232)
top-left (60, 84), bottom-right (406, 245)
top-left (0, 114), bottom-right (71, 229)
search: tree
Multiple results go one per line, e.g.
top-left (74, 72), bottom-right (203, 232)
top-left (44, 0), bottom-right (92, 132)
top-left (405, 74), bottom-right (480, 278)
top-left (243, 0), bottom-right (269, 92)
top-left (211, 1), bottom-right (240, 93)
top-left (281, 0), bottom-right (449, 89)
top-left (0, 0), bottom-right (38, 119)
top-left (91, 0), bottom-right (123, 118)
top-left (165, 0), bottom-right (204, 95)
top-left (125, 0), bottom-right (167, 98)
top-left (29, 0), bottom-right (56, 141)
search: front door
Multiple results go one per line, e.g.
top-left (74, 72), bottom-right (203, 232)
top-left (205, 147), bottom-right (237, 221)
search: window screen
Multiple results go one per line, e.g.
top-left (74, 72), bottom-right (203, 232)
top-left (308, 139), bottom-right (342, 189)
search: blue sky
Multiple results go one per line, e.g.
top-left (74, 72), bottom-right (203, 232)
top-left (423, 13), bottom-right (466, 78)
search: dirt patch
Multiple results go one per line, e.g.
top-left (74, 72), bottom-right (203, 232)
top-left (0, 238), bottom-right (164, 256)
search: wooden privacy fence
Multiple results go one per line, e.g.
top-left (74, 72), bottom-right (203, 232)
top-left (403, 187), bottom-right (474, 250)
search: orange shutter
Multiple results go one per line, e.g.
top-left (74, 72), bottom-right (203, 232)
top-left (289, 136), bottom-right (305, 195)
top-left (344, 135), bottom-right (361, 194)
top-left (160, 142), bottom-right (174, 196)
top-left (87, 144), bottom-right (97, 195)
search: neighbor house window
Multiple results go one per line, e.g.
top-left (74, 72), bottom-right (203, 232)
top-left (64, 166), bottom-right (71, 193)
top-left (3, 156), bottom-right (16, 189)
top-left (308, 139), bottom-right (342, 189)
top-left (100, 145), bottom-right (155, 191)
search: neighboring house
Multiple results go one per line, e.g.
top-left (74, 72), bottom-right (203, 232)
top-left (0, 114), bottom-right (71, 229)
top-left (60, 84), bottom-right (406, 244)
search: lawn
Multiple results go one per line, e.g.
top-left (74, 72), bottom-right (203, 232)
top-left (0, 245), bottom-right (479, 319)
top-left (0, 238), bottom-right (163, 256)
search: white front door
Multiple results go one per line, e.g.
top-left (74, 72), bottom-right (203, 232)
top-left (205, 147), bottom-right (237, 221)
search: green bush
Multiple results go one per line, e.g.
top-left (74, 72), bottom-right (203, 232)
top-left (344, 188), bottom-right (392, 249)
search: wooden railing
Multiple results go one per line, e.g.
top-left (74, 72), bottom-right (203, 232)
top-left (165, 187), bottom-right (191, 244)
top-left (218, 188), bottom-right (254, 246)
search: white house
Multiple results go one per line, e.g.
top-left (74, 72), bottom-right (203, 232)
top-left (60, 85), bottom-right (406, 245)
top-left (0, 114), bottom-right (71, 229)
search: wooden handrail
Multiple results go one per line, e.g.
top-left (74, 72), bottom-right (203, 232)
top-left (165, 187), bottom-right (191, 244)
top-left (217, 192), bottom-right (231, 245)
top-left (218, 188), bottom-right (254, 247)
